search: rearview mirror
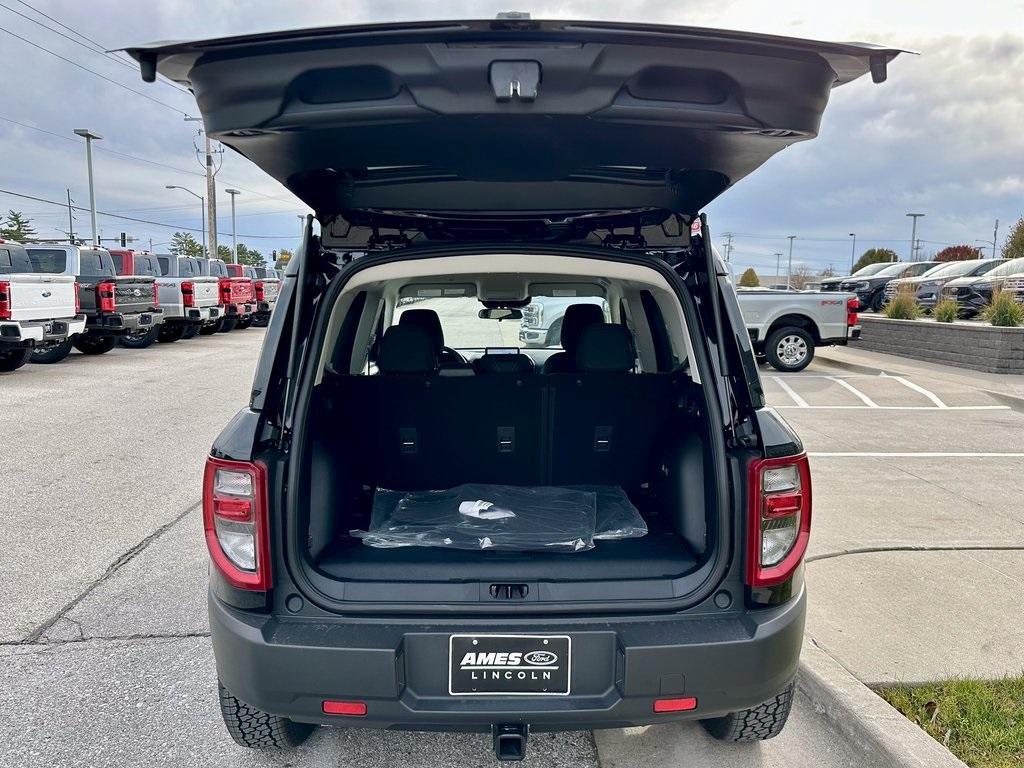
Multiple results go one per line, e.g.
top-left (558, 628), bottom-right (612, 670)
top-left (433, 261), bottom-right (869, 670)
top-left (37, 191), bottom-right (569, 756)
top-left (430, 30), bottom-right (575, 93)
top-left (478, 308), bottom-right (523, 320)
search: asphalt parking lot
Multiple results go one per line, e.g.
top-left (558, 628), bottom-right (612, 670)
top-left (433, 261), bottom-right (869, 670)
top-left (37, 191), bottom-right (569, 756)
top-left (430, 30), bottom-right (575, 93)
top-left (3, 333), bottom-right (1022, 767)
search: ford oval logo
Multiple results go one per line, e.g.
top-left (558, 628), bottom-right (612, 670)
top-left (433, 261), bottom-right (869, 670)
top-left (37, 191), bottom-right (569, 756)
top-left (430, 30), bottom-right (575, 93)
top-left (41, 291), bottom-right (51, 298)
top-left (523, 651), bottom-right (558, 666)
top-left (132, 288), bottom-right (142, 297)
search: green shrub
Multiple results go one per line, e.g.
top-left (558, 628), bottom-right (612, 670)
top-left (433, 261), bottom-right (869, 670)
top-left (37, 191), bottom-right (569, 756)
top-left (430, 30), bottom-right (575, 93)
top-left (883, 287), bottom-right (923, 320)
top-left (982, 290), bottom-right (1024, 327)
top-left (933, 298), bottom-right (960, 323)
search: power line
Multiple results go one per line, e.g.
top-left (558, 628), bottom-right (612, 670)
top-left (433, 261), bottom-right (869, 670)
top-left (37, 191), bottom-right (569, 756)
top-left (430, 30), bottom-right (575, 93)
top-left (0, 24), bottom-right (192, 116)
top-left (0, 188), bottom-right (298, 239)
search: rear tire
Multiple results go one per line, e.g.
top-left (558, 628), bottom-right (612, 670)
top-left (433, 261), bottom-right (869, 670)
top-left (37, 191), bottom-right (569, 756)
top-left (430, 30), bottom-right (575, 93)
top-left (72, 335), bottom-right (118, 355)
top-left (869, 290), bottom-right (886, 313)
top-left (218, 317), bottom-right (239, 333)
top-left (30, 338), bottom-right (73, 364)
top-left (701, 683), bottom-right (795, 742)
top-left (182, 323), bottom-right (201, 340)
top-left (543, 317), bottom-right (563, 348)
top-left (0, 346), bottom-right (32, 372)
top-left (236, 316), bottom-right (253, 330)
top-left (199, 319), bottom-right (223, 335)
top-left (218, 681), bottom-right (315, 750)
top-left (764, 326), bottom-right (814, 372)
top-left (251, 315), bottom-right (269, 328)
top-left (119, 327), bottom-right (159, 349)
top-left (158, 324), bottom-right (187, 343)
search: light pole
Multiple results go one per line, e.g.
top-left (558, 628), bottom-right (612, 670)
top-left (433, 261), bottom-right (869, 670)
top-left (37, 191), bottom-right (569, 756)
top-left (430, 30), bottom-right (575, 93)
top-left (906, 213), bottom-right (924, 261)
top-left (786, 235), bottom-right (796, 289)
top-left (774, 252), bottom-right (782, 284)
top-left (73, 129), bottom-right (102, 245)
top-left (297, 214), bottom-right (305, 238)
top-left (166, 185), bottom-right (206, 256)
top-left (848, 233), bottom-right (857, 272)
top-left (225, 189), bottom-right (240, 263)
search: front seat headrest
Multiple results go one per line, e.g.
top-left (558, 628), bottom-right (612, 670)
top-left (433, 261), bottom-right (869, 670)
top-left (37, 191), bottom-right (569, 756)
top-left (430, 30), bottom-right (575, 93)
top-left (473, 352), bottom-right (535, 375)
top-left (398, 308), bottom-right (444, 355)
top-left (377, 325), bottom-right (437, 374)
top-left (560, 303), bottom-right (605, 353)
top-left (576, 324), bottom-right (636, 372)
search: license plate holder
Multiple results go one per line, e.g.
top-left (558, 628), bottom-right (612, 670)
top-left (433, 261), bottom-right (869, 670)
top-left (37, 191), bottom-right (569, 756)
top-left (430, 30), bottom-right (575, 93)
top-left (448, 634), bottom-right (570, 696)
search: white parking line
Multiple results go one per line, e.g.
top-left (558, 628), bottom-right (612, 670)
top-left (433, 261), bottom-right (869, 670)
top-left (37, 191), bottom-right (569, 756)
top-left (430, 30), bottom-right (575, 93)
top-left (774, 405), bottom-right (1008, 411)
top-left (773, 377), bottom-right (809, 408)
top-left (885, 374), bottom-right (949, 409)
top-left (809, 452), bottom-right (1024, 458)
top-left (826, 376), bottom-right (878, 407)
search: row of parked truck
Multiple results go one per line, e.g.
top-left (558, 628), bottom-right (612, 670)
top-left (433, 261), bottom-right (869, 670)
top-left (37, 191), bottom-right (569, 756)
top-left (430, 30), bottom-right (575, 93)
top-left (0, 240), bottom-right (280, 372)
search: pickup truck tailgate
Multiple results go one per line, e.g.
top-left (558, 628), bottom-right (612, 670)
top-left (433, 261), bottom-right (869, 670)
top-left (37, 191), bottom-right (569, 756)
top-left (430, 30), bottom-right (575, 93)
top-left (228, 278), bottom-right (255, 304)
top-left (191, 277), bottom-right (220, 308)
top-left (113, 276), bottom-right (158, 314)
top-left (259, 279), bottom-right (280, 302)
top-left (3, 274), bottom-right (77, 321)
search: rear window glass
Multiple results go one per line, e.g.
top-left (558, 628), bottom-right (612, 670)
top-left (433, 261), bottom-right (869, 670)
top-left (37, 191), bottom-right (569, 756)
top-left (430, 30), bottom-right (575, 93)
top-left (81, 251), bottom-right (116, 276)
top-left (178, 258), bottom-right (202, 277)
top-left (26, 248), bottom-right (67, 274)
top-left (394, 297), bottom-right (609, 350)
top-left (207, 260), bottom-right (228, 277)
top-left (111, 252), bottom-right (125, 273)
top-left (985, 258), bottom-right (1024, 278)
top-left (158, 256), bottom-right (171, 275)
top-left (134, 257), bottom-right (159, 277)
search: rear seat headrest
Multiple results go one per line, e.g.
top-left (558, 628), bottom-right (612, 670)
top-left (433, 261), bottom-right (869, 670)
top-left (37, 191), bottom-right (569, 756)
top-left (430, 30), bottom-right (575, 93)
top-left (473, 352), bottom-right (535, 375)
top-left (560, 303), bottom-right (605, 352)
top-left (576, 324), bottom-right (636, 372)
top-left (377, 325), bottom-right (437, 374)
top-left (398, 309), bottom-right (444, 355)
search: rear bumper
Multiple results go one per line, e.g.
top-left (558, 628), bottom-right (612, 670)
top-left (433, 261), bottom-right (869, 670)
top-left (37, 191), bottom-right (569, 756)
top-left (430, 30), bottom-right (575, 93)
top-left (0, 315), bottom-right (86, 345)
top-left (87, 309), bottom-right (163, 334)
top-left (210, 588), bottom-right (805, 731)
top-left (186, 305), bottom-right (221, 323)
top-left (224, 303), bottom-right (255, 318)
top-left (256, 300), bottom-right (276, 314)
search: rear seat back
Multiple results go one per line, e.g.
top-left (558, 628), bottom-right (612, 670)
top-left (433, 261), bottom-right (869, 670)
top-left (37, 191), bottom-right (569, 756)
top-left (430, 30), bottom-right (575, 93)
top-left (323, 322), bottom-right (675, 491)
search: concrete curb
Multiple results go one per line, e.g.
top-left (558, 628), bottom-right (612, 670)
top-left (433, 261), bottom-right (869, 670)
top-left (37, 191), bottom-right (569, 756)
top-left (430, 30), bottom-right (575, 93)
top-left (798, 639), bottom-right (969, 768)
top-left (813, 350), bottom-right (892, 376)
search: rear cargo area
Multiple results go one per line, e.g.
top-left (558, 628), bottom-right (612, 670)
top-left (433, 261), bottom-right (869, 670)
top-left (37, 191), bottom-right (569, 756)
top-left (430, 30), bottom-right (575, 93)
top-left (300, 367), bottom-right (716, 591)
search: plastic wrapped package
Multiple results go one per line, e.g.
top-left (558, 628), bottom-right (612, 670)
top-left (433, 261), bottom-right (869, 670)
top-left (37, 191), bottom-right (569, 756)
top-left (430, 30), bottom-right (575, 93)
top-left (352, 484), bottom-right (598, 552)
top-left (574, 485), bottom-right (649, 540)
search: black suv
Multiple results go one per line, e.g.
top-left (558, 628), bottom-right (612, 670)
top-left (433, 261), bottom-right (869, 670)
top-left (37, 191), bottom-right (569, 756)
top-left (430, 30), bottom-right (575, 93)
top-left (130, 19), bottom-right (900, 761)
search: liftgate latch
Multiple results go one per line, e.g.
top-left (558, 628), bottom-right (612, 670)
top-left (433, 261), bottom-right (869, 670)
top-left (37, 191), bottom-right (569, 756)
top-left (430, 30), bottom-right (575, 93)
top-left (490, 61), bottom-right (541, 102)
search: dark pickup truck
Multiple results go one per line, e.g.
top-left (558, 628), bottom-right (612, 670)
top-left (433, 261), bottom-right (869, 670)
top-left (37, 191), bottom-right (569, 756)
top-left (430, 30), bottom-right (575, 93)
top-left (25, 245), bottom-right (162, 362)
top-left (204, 258), bottom-right (256, 331)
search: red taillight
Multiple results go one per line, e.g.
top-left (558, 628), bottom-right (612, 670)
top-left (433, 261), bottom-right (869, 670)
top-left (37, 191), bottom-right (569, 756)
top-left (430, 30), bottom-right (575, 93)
top-left (74, 282), bottom-right (81, 315)
top-left (745, 454), bottom-right (812, 588)
top-left (152, 281), bottom-right (160, 308)
top-left (202, 457), bottom-right (271, 591)
top-left (181, 281), bottom-right (195, 307)
top-left (254, 280), bottom-right (265, 301)
top-left (0, 280), bottom-right (10, 319)
top-left (322, 700), bottom-right (367, 717)
top-left (653, 697), bottom-right (698, 713)
top-left (218, 278), bottom-right (232, 304)
top-left (846, 296), bottom-right (859, 327)
top-left (97, 280), bottom-right (116, 312)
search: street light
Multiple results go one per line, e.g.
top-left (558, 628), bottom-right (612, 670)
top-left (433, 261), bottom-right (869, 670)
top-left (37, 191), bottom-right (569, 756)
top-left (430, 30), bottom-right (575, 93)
top-left (225, 189), bottom-right (240, 263)
top-left (848, 233), bottom-right (857, 272)
top-left (906, 213), bottom-right (925, 261)
top-left (165, 185), bottom-right (206, 256)
top-left (73, 129), bottom-right (102, 245)
top-left (297, 214), bottom-right (305, 238)
top-left (786, 235), bottom-right (796, 289)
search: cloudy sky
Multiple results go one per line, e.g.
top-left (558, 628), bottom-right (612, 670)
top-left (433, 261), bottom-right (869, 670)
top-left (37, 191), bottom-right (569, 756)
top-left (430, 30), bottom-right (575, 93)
top-left (1, 0), bottom-right (1022, 275)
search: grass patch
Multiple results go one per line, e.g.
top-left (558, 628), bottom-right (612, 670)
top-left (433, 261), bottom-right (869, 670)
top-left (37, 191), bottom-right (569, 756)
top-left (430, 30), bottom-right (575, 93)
top-left (884, 286), bottom-right (923, 320)
top-left (934, 298), bottom-right (960, 323)
top-left (982, 291), bottom-right (1024, 327)
top-left (879, 678), bottom-right (1024, 768)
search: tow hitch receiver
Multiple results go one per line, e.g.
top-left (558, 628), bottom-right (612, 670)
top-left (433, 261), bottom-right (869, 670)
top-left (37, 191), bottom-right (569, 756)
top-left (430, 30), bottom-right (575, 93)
top-left (493, 723), bottom-right (528, 761)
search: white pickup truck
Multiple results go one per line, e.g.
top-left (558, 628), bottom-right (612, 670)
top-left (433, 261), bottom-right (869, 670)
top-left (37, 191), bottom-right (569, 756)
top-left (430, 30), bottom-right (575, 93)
top-left (0, 240), bottom-right (87, 371)
top-left (735, 288), bottom-right (860, 372)
top-left (154, 255), bottom-right (222, 341)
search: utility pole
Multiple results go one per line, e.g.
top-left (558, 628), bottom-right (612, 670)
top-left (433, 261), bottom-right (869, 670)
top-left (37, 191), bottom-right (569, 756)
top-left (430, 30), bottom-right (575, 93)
top-left (166, 185), bottom-right (206, 256)
top-left (848, 233), bottom-right (856, 272)
top-left (786, 235), bottom-right (796, 289)
top-left (722, 232), bottom-right (733, 263)
top-left (185, 117), bottom-right (220, 260)
top-left (993, 219), bottom-right (1000, 258)
top-left (73, 129), bottom-right (102, 246)
top-left (225, 189), bottom-right (240, 263)
top-left (906, 213), bottom-right (924, 261)
top-left (297, 214), bottom-right (305, 238)
top-left (66, 189), bottom-right (75, 244)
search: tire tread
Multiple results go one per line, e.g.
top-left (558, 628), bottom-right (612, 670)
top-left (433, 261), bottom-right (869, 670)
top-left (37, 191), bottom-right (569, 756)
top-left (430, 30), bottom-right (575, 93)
top-left (700, 683), bottom-right (794, 742)
top-left (218, 682), bottom-right (314, 750)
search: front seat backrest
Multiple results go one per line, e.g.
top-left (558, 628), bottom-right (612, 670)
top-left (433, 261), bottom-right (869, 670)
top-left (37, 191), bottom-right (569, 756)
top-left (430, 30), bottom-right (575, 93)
top-left (377, 325), bottom-right (438, 374)
top-left (472, 352), bottom-right (535, 375)
top-left (398, 309), bottom-right (444, 356)
top-left (542, 303), bottom-right (604, 374)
